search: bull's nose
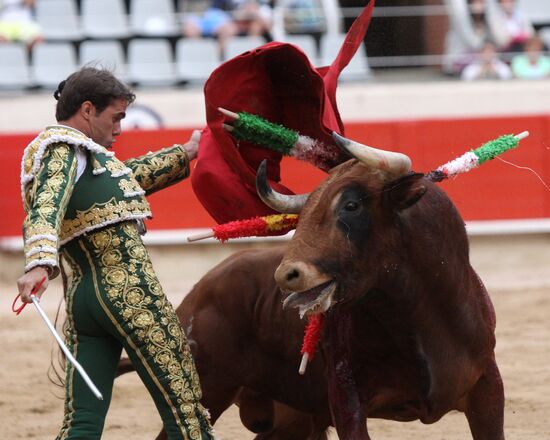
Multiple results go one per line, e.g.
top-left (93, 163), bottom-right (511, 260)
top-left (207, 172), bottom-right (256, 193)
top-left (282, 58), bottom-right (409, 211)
top-left (275, 262), bottom-right (306, 291)
top-left (275, 261), bottom-right (328, 292)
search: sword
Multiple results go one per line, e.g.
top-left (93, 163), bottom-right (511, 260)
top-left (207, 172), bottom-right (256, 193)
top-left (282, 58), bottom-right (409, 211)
top-left (30, 294), bottom-right (104, 400)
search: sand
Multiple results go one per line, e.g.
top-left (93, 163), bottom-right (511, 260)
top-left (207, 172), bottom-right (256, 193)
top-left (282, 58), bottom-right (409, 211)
top-left (1, 234), bottom-right (549, 439)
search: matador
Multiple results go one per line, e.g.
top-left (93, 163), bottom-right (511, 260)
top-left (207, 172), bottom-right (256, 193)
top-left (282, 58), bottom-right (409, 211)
top-left (17, 67), bottom-right (213, 440)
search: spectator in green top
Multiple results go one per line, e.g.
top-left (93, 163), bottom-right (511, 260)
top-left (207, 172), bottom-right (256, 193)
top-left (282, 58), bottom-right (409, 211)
top-left (511, 34), bottom-right (550, 79)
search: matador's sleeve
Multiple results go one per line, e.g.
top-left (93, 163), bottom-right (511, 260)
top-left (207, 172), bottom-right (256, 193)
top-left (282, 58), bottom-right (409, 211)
top-left (23, 143), bottom-right (77, 278)
top-left (124, 144), bottom-right (190, 196)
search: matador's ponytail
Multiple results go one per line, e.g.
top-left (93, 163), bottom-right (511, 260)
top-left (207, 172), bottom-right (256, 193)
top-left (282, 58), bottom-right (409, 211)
top-left (53, 80), bottom-right (66, 101)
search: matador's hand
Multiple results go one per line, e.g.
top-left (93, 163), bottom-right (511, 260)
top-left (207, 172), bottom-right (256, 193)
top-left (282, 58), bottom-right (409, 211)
top-left (183, 130), bottom-right (202, 161)
top-left (17, 266), bottom-right (50, 303)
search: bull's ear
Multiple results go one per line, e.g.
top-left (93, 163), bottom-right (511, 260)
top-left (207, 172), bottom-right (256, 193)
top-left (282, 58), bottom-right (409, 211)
top-left (384, 173), bottom-right (427, 212)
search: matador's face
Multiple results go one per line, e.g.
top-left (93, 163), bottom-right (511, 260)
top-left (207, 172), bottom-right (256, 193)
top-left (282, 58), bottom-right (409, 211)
top-left (89, 97), bottom-right (128, 148)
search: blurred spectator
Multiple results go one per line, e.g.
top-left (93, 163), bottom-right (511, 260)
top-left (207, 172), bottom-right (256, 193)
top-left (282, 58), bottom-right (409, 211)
top-left (283, 0), bottom-right (326, 36)
top-left (182, 2), bottom-right (237, 55)
top-left (230, 0), bottom-right (273, 38)
top-left (461, 40), bottom-right (513, 80)
top-left (486, 0), bottom-right (534, 52)
top-left (511, 34), bottom-right (550, 79)
top-left (0, 0), bottom-right (42, 49)
top-left (442, 0), bottom-right (531, 75)
top-left (182, 0), bottom-right (273, 55)
top-left (443, 0), bottom-right (492, 75)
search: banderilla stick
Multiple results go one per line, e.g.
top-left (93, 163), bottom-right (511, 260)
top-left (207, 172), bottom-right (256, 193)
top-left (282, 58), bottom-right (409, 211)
top-left (30, 295), bottom-right (103, 400)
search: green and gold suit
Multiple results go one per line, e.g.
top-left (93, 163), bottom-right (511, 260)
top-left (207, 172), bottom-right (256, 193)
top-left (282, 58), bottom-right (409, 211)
top-left (21, 126), bottom-right (213, 440)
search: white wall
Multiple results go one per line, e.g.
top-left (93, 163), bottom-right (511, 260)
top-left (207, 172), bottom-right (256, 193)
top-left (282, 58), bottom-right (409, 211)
top-left (1, 79), bottom-right (550, 133)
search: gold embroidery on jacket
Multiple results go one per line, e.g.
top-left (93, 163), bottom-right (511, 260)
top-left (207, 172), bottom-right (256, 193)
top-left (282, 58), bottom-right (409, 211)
top-left (23, 144), bottom-right (77, 274)
top-left (24, 223), bottom-right (57, 239)
top-left (118, 178), bottom-right (145, 196)
top-left (21, 126), bottom-right (110, 188)
top-left (125, 145), bottom-right (189, 195)
top-left (105, 159), bottom-right (130, 176)
top-left (59, 198), bottom-right (151, 244)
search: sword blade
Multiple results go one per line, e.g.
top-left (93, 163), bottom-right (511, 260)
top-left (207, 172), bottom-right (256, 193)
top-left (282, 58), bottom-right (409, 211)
top-left (31, 295), bottom-right (103, 400)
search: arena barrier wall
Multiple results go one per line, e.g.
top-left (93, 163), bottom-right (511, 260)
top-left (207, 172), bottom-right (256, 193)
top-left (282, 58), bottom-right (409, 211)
top-left (1, 114), bottom-right (549, 245)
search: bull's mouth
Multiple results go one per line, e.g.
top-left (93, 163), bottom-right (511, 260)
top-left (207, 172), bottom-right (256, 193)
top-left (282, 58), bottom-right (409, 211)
top-left (282, 280), bottom-right (337, 318)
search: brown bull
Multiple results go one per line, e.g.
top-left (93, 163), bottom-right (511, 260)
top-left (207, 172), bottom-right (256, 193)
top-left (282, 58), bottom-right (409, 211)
top-left (119, 134), bottom-right (504, 439)
top-left (254, 133), bottom-right (504, 439)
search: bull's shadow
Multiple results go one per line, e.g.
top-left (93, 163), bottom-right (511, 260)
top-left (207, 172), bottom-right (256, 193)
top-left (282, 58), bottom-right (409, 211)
top-left (119, 134), bottom-right (504, 440)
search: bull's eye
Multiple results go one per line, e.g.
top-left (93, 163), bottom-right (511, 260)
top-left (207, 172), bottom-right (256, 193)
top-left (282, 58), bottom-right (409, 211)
top-left (336, 187), bottom-right (369, 244)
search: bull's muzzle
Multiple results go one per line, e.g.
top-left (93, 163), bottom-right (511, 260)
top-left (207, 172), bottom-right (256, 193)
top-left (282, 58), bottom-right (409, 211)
top-left (275, 261), bottom-right (336, 317)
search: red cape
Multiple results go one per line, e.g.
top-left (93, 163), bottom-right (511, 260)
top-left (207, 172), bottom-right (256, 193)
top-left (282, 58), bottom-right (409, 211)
top-left (192, 0), bottom-right (374, 223)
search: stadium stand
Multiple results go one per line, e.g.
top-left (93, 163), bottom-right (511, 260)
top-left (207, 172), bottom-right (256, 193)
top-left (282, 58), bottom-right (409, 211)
top-left (223, 35), bottom-right (266, 61)
top-left (0, 0), bottom-right (374, 92)
top-left (35, 0), bottom-right (82, 42)
top-left (278, 33), bottom-right (318, 63)
top-left (175, 38), bottom-right (220, 84)
top-left (127, 38), bottom-right (178, 86)
top-left (5, 0), bottom-right (511, 91)
top-left (31, 41), bottom-right (78, 88)
top-left (319, 33), bottom-right (370, 79)
top-left (79, 39), bottom-right (126, 78)
top-left (0, 42), bottom-right (31, 89)
top-left (81, 0), bottom-right (131, 39)
top-left (129, 0), bottom-right (180, 37)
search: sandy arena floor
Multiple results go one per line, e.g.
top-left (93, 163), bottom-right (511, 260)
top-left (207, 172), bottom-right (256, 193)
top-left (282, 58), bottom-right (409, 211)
top-left (1, 235), bottom-right (549, 439)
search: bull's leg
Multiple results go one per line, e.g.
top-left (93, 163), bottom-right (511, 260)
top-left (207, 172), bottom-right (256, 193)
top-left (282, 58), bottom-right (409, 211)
top-left (181, 306), bottom-right (243, 423)
top-left (464, 356), bottom-right (505, 440)
top-left (115, 356), bottom-right (134, 377)
top-left (326, 311), bottom-right (370, 440)
top-left (237, 388), bottom-right (275, 433)
top-left (199, 380), bottom-right (240, 424)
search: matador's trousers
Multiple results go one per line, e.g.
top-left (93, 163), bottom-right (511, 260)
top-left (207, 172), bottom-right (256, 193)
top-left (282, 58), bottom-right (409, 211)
top-left (56, 221), bottom-right (213, 440)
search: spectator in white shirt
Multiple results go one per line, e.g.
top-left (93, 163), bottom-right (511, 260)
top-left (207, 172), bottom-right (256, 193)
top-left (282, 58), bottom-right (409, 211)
top-left (486, 0), bottom-right (534, 52)
top-left (461, 40), bottom-right (513, 80)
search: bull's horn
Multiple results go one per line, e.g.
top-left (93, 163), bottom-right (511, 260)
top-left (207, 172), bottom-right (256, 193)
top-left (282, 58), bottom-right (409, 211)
top-left (256, 160), bottom-right (309, 214)
top-left (332, 132), bottom-right (412, 174)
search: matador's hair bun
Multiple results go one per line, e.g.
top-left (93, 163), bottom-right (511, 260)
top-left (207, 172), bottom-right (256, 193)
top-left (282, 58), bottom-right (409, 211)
top-left (53, 80), bottom-right (66, 101)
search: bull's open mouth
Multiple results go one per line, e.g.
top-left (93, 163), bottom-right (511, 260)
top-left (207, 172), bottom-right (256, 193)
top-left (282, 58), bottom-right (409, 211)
top-left (282, 281), bottom-right (337, 318)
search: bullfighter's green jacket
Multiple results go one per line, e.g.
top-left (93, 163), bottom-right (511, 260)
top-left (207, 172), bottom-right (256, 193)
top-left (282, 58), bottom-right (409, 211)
top-left (21, 125), bottom-right (189, 277)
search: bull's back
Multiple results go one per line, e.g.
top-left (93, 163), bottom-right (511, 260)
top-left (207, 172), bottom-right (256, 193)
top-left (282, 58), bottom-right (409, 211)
top-left (177, 245), bottom-right (319, 360)
top-left (177, 246), bottom-right (286, 321)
